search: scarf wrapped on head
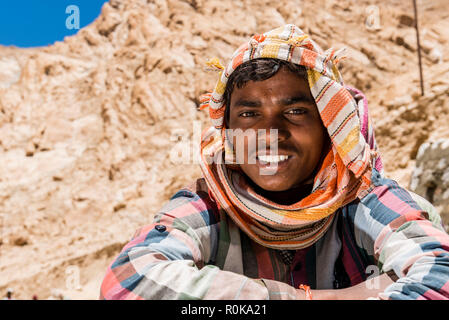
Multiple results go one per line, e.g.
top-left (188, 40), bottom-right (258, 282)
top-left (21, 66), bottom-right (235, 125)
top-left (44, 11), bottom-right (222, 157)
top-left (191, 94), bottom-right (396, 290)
top-left (199, 24), bottom-right (383, 250)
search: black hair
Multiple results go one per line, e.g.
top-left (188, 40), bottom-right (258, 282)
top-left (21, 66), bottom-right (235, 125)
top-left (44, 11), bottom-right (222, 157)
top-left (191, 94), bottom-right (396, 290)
top-left (223, 58), bottom-right (308, 126)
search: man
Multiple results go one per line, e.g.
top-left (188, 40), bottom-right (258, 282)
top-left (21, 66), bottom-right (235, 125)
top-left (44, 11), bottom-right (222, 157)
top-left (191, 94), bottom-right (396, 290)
top-left (100, 25), bottom-right (449, 300)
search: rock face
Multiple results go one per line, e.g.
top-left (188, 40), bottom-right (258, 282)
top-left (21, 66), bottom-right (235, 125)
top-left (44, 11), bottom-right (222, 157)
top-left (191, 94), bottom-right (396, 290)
top-left (410, 139), bottom-right (449, 226)
top-left (0, 0), bottom-right (448, 299)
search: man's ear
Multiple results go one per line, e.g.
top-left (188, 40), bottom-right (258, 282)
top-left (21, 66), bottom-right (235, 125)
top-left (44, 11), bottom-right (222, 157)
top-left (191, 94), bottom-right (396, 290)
top-left (224, 105), bottom-right (230, 128)
top-left (320, 133), bottom-right (332, 163)
top-left (324, 134), bottom-right (332, 152)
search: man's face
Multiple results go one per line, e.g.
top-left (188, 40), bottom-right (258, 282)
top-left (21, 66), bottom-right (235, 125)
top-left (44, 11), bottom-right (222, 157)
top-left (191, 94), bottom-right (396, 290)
top-left (227, 67), bottom-right (329, 192)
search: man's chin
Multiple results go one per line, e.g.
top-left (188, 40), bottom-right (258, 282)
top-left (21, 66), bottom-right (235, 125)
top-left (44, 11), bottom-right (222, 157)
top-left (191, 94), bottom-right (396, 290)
top-left (241, 168), bottom-right (305, 192)
top-left (248, 178), bottom-right (294, 193)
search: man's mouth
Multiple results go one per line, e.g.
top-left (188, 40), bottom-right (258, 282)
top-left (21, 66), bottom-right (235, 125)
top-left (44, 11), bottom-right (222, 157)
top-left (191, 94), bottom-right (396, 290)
top-left (256, 154), bottom-right (291, 165)
top-left (255, 154), bottom-right (292, 175)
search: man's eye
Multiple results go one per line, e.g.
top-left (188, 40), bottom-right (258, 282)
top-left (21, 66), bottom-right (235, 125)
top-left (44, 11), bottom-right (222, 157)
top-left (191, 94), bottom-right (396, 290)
top-left (239, 111), bottom-right (256, 117)
top-left (287, 108), bottom-right (307, 115)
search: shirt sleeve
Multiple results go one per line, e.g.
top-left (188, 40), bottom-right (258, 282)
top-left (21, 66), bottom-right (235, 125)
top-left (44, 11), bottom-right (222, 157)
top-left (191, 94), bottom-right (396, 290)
top-left (354, 170), bottom-right (449, 300)
top-left (99, 186), bottom-right (300, 300)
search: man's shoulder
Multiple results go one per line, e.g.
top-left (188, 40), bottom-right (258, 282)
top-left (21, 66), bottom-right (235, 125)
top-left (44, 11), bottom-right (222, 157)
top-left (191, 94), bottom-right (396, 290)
top-left (156, 177), bottom-right (220, 226)
top-left (183, 177), bottom-right (210, 196)
top-left (353, 172), bottom-right (443, 227)
top-left (167, 177), bottom-right (213, 204)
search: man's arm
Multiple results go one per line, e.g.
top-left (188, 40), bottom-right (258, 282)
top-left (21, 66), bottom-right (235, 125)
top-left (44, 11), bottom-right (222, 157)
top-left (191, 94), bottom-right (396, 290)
top-left (100, 223), bottom-right (270, 299)
top-left (99, 188), bottom-right (394, 300)
top-left (99, 188), bottom-right (301, 300)
top-left (306, 273), bottom-right (394, 300)
top-left (352, 173), bottom-right (449, 300)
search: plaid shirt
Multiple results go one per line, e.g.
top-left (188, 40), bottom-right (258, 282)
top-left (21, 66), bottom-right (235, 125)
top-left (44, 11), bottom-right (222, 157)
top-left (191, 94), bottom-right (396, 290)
top-left (100, 171), bottom-right (449, 300)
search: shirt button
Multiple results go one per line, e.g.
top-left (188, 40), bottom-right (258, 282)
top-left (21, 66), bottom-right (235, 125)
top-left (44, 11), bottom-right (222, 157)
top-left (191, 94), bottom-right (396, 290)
top-left (155, 225), bottom-right (166, 232)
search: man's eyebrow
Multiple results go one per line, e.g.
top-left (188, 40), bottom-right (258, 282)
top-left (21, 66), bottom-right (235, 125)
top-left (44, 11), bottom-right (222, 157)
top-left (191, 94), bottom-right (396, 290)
top-left (232, 95), bottom-right (314, 108)
top-left (232, 99), bottom-right (262, 108)
top-left (280, 95), bottom-right (313, 105)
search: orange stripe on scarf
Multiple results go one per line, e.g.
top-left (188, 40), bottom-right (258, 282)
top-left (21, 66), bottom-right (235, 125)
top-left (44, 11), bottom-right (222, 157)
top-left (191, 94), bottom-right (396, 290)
top-left (320, 87), bottom-right (353, 128)
top-left (300, 49), bottom-right (318, 69)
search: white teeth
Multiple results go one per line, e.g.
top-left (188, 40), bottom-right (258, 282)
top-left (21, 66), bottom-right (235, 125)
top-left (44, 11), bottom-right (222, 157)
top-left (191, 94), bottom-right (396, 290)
top-left (257, 155), bottom-right (289, 163)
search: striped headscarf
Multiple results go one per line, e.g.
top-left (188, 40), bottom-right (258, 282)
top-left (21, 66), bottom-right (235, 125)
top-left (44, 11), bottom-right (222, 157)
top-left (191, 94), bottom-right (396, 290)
top-left (199, 24), bottom-right (383, 250)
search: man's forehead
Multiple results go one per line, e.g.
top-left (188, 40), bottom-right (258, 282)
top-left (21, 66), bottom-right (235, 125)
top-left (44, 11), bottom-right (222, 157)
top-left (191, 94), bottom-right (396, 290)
top-left (231, 94), bottom-right (314, 107)
top-left (229, 70), bottom-right (313, 103)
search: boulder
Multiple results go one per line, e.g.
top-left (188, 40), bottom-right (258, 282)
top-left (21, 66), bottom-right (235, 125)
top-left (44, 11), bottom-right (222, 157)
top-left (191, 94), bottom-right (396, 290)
top-left (410, 139), bottom-right (449, 228)
top-left (398, 13), bottom-right (415, 27)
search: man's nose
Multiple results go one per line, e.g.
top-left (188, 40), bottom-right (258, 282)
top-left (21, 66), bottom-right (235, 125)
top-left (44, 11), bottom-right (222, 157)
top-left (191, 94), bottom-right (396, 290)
top-left (257, 116), bottom-right (290, 145)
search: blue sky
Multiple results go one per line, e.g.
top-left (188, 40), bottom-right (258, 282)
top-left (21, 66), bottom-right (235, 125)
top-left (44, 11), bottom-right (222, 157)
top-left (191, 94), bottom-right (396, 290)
top-left (0, 1), bottom-right (109, 48)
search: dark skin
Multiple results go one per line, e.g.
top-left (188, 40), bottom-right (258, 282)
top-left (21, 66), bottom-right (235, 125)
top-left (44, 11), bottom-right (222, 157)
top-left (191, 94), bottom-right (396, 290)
top-left (227, 67), bottom-right (330, 205)
top-left (226, 66), bottom-right (393, 299)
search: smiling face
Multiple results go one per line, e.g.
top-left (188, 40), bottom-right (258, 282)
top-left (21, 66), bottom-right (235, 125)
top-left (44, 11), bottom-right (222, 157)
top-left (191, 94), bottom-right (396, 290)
top-left (227, 66), bottom-right (329, 193)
